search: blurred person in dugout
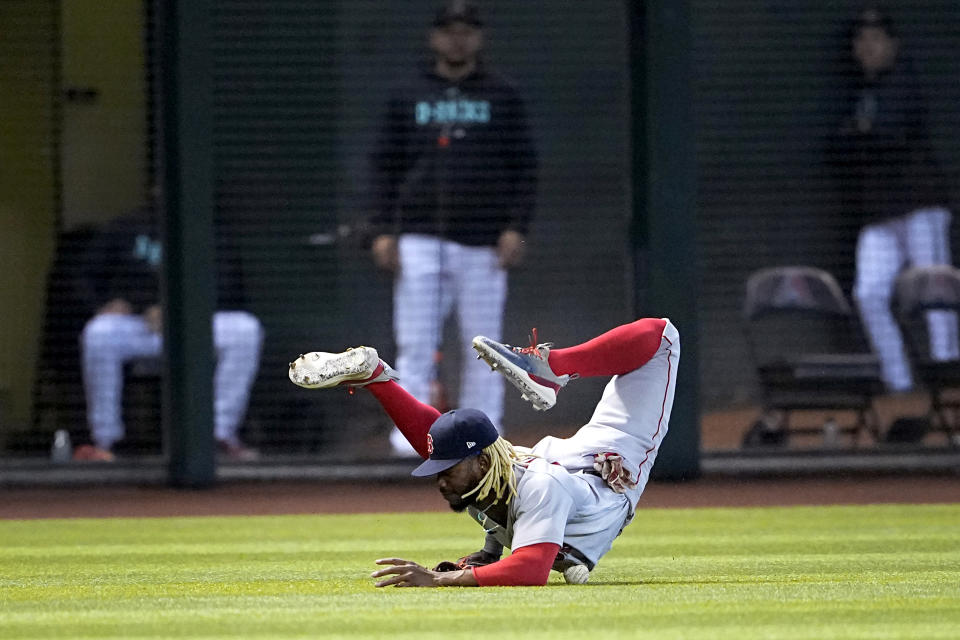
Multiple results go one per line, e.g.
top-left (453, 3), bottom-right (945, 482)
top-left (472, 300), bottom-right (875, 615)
top-left (831, 5), bottom-right (958, 393)
top-left (71, 205), bottom-right (264, 462)
top-left (368, 0), bottom-right (537, 455)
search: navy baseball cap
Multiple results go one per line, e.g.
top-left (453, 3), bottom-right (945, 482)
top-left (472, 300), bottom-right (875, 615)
top-left (411, 408), bottom-right (499, 477)
top-left (433, 1), bottom-right (483, 28)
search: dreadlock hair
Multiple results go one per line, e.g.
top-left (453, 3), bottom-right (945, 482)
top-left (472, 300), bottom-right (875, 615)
top-left (460, 437), bottom-right (531, 506)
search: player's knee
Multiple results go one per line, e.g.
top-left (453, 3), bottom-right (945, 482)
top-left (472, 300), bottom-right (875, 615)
top-left (235, 311), bottom-right (264, 344)
top-left (81, 315), bottom-right (123, 349)
top-left (853, 282), bottom-right (892, 310)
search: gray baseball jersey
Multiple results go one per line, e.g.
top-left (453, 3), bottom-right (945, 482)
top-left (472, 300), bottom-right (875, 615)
top-left (468, 459), bottom-right (632, 566)
top-left (466, 318), bottom-right (680, 568)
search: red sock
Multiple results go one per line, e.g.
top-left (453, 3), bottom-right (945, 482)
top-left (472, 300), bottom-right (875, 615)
top-left (547, 318), bottom-right (668, 378)
top-left (366, 381), bottom-right (440, 459)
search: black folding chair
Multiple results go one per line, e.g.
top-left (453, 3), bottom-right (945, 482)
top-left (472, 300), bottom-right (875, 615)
top-left (894, 265), bottom-right (960, 446)
top-left (742, 266), bottom-right (884, 447)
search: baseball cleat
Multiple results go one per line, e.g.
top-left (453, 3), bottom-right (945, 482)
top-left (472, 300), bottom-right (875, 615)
top-left (288, 346), bottom-right (398, 389)
top-left (471, 330), bottom-right (573, 411)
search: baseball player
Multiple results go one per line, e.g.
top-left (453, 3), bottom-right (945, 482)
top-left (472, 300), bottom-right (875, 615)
top-left (289, 317), bottom-right (679, 586)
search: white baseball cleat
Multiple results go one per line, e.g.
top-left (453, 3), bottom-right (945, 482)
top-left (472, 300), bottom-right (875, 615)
top-left (472, 330), bottom-right (574, 411)
top-left (288, 346), bottom-right (398, 389)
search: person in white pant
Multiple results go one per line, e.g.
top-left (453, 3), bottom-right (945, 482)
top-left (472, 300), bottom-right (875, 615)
top-left (288, 317), bottom-right (678, 586)
top-left (835, 6), bottom-right (958, 392)
top-left (73, 208), bottom-right (263, 461)
top-left (369, 1), bottom-right (537, 455)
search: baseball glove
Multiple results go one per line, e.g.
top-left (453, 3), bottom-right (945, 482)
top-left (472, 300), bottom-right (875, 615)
top-left (432, 549), bottom-right (501, 572)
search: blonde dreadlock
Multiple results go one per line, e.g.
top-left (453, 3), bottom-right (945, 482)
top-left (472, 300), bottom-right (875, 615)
top-left (460, 437), bottom-right (533, 505)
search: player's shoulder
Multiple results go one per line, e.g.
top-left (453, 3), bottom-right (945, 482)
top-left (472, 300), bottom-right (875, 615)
top-left (518, 458), bottom-right (579, 492)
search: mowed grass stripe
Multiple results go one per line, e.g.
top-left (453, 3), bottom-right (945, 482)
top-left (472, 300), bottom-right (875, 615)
top-left (1, 503), bottom-right (958, 639)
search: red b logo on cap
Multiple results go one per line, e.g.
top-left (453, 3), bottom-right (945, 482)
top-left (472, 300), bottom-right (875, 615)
top-left (426, 433), bottom-right (434, 455)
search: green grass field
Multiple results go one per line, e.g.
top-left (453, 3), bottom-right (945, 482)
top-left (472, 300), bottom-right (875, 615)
top-left (2, 503), bottom-right (958, 639)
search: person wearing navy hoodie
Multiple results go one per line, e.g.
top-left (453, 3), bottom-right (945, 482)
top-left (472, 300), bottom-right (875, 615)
top-left (368, 1), bottom-right (537, 456)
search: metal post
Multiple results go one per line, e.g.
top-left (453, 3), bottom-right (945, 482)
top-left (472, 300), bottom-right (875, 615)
top-left (631, 0), bottom-right (701, 479)
top-left (158, 0), bottom-right (216, 487)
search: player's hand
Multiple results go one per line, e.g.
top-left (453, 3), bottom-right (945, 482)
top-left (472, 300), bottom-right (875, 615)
top-left (371, 234), bottom-right (399, 272)
top-left (372, 558), bottom-right (478, 588)
top-left (97, 298), bottom-right (133, 316)
top-left (497, 230), bottom-right (526, 268)
top-left (142, 304), bottom-right (163, 334)
top-left (372, 558), bottom-right (441, 587)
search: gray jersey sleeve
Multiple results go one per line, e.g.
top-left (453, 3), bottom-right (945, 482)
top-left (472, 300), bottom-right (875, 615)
top-left (509, 468), bottom-right (576, 550)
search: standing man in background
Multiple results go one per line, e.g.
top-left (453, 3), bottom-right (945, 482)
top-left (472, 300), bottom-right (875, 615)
top-left (369, 1), bottom-right (537, 455)
top-left (832, 5), bottom-right (957, 393)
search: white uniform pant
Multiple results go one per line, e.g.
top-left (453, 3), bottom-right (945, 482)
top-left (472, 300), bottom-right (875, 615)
top-left (390, 234), bottom-right (507, 454)
top-left (531, 318), bottom-right (680, 510)
top-left (853, 207), bottom-right (958, 392)
top-left (81, 310), bottom-right (263, 449)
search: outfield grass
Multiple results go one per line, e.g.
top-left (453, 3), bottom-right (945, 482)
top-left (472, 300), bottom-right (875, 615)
top-left (1, 503), bottom-right (958, 639)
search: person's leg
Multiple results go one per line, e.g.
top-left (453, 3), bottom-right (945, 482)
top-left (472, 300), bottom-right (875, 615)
top-left (367, 381), bottom-right (439, 459)
top-left (212, 311), bottom-right (264, 445)
top-left (904, 207), bottom-right (959, 361)
top-left (853, 220), bottom-right (911, 391)
top-left (548, 318), bottom-right (670, 378)
top-left (529, 319), bottom-right (680, 503)
top-left (288, 346), bottom-right (437, 457)
top-left (391, 234), bottom-right (448, 454)
top-left (80, 313), bottom-right (162, 450)
top-left (453, 241), bottom-right (507, 431)
top-left (473, 317), bottom-right (670, 410)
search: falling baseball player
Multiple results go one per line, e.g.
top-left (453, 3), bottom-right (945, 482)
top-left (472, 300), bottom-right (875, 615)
top-left (289, 317), bottom-right (679, 586)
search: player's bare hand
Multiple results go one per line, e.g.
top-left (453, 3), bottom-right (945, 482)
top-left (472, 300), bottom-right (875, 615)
top-left (143, 304), bottom-right (163, 334)
top-left (372, 558), bottom-right (478, 588)
top-left (497, 230), bottom-right (526, 268)
top-left (97, 298), bottom-right (133, 316)
top-left (371, 234), bottom-right (399, 272)
top-left (371, 558), bottom-right (438, 587)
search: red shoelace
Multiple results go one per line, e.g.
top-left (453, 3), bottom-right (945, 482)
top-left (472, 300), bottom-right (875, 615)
top-left (517, 328), bottom-right (544, 358)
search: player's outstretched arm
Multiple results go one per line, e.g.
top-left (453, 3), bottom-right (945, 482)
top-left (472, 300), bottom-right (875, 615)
top-left (371, 558), bottom-right (478, 588)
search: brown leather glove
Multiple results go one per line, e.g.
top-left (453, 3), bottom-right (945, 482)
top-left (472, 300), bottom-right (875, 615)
top-left (432, 549), bottom-right (501, 572)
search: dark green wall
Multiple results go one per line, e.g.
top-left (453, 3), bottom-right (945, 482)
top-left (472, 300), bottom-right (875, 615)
top-left (210, 1), bottom-right (636, 450)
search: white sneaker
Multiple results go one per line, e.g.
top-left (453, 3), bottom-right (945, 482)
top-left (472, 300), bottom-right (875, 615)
top-left (288, 347), bottom-right (398, 389)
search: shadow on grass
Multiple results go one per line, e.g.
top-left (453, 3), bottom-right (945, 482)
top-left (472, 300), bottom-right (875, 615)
top-left (576, 576), bottom-right (800, 587)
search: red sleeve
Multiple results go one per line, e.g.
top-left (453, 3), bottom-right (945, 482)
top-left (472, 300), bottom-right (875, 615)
top-left (471, 542), bottom-right (560, 586)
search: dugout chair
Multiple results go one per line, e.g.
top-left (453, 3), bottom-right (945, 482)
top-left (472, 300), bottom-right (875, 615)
top-left (894, 265), bottom-right (960, 446)
top-left (741, 266), bottom-right (884, 447)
